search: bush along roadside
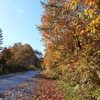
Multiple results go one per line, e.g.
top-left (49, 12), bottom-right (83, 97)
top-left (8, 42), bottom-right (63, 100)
top-left (41, 61), bottom-right (100, 100)
top-left (58, 62), bottom-right (100, 100)
top-left (0, 64), bottom-right (40, 75)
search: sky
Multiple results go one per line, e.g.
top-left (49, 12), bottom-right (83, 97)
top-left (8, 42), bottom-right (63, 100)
top-left (0, 0), bottom-right (46, 55)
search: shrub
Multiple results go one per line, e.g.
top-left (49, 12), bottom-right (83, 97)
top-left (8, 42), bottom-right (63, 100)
top-left (58, 62), bottom-right (100, 100)
top-left (28, 65), bottom-right (40, 71)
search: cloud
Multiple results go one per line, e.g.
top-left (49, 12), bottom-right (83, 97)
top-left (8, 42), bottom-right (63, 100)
top-left (16, 9), bottom-right (24, 13)
top-left (14, 5), bottom-right (19, 7)
top-left (14, 5), bottom-right (17, 7)
top-left (14, 5), bottom-right (24, 13)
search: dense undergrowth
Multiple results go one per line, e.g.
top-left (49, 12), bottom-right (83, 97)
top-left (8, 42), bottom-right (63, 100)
top-left (41, 60), bottom-right (100, 100)
top-left (58, 63), bottom-right (100, 100)
top-left (40, 53), bottom-right (100, 99)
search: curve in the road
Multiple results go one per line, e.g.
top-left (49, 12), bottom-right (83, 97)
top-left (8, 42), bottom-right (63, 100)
top-left (0, 71), bottom-right (40, 92)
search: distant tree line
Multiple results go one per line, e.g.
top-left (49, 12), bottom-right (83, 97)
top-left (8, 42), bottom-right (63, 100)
top-left (0, 29), bottom-right (43, 74)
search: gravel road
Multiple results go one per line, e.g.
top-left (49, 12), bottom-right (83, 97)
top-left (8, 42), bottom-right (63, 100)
top-left (0, 71), bottom-right (40, 92)
top-left (0, 71), bottom-right (65, 100)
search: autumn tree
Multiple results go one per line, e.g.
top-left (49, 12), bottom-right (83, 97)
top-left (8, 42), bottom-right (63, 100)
top-left (39, 0), bottom-right (100, 99)
top-left (39, 0), bottom-right (100, 72)
top-left (0, 29), bottom-right (3, 46)
top-left (0, 47), bottom-right (13, 64)
top-left (10, 43), bottom-right (34, 66)
top-left (3, 42), bottom-right (42, 68)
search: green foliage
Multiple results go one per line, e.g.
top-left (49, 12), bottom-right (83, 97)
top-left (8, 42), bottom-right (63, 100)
top-left (0, 70), bottom-right (3, 74)
top-left (0, 64), bottom-right (29, 75)
top-left (40, 69), bottom-right (59, 80)
top-left (28, 65), bottom-right (40, 71)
